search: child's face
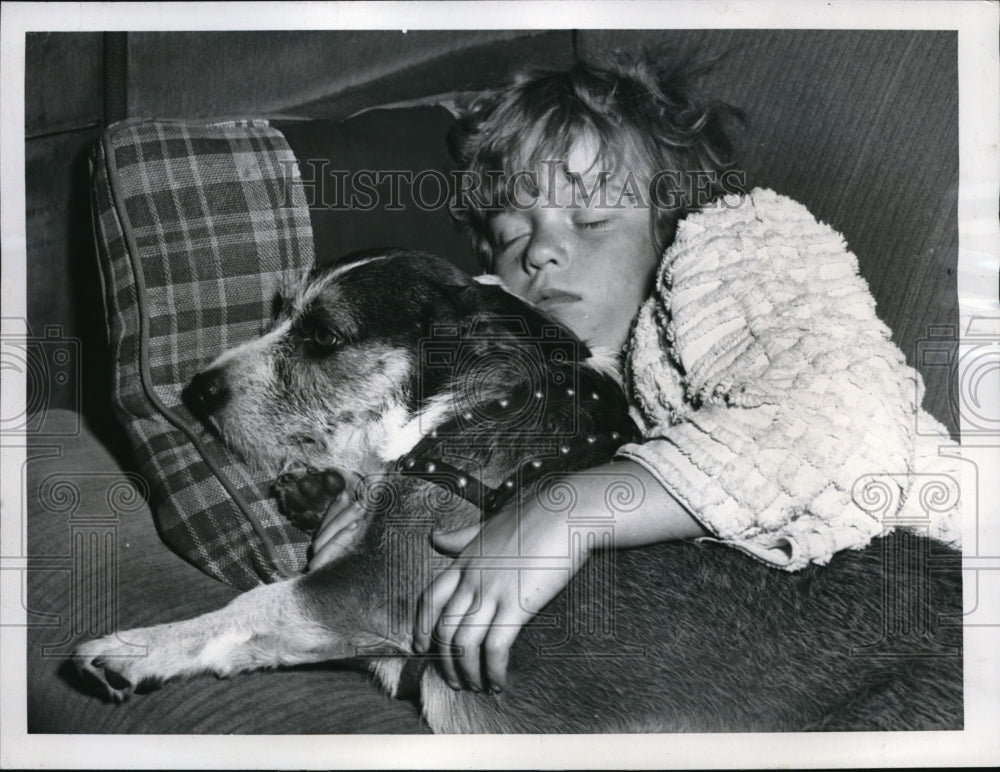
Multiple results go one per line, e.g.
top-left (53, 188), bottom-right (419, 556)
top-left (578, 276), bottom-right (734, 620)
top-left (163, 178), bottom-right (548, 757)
top-left (486, 137), bottom-right (658, 351)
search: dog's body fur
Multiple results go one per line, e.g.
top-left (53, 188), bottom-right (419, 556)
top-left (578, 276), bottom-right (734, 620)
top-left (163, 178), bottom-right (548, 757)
top-left (75, 250), bottom-right (963, 732)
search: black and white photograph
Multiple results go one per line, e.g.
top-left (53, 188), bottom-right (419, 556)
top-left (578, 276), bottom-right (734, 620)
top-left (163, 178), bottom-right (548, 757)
top-left (1, 1), bottom-right (998, 768)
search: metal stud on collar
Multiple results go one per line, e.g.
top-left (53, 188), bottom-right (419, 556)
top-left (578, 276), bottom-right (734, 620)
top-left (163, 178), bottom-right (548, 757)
top-left (396, 426), bottom-right (634, 515)
top-left (395, 379), bottom-right (638, 515)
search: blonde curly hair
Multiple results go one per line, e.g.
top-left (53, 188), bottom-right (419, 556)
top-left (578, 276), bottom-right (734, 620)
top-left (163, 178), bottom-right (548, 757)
top-left (447, 50), bottom-right (745, 269)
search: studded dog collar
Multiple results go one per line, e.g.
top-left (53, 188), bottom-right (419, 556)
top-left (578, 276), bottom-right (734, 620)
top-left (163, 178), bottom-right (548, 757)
top-left (394, 384), bottom-right (641, 515)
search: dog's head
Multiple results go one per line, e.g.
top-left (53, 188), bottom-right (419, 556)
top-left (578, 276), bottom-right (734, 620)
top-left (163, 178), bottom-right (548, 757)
top-left (181, 249), bottom-right (602, 478)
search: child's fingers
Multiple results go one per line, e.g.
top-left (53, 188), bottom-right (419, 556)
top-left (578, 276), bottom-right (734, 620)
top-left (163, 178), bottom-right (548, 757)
top-left (413, 523), bottom-right (484, 651)
top-left (313, 502), bottom-right (363, 551)
top-left (308, 498), bottom-right (366, 570)
top-left (434, 584), bottom-right (479, 690)
top-left (430, 523), bottom-right (481, 556)
top-left (450, 598), bottom-right (499, 692)
top-left (413, 564), bottom-right (461, 655)
top-left (307, 520), bottom-right (360, 571)
top-left (482, 607), bottom-right (521, 692)
top-left (314, 494), bottom-right (360, 542)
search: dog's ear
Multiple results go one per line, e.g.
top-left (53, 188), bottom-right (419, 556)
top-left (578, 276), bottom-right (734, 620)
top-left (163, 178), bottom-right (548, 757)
top-left (411, 282), bottom-right (482, 337)
top-left (440, 282), bottom-right (484, 316)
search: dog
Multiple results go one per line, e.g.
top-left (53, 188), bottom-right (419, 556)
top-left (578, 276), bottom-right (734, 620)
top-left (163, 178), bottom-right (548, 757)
top-left (74, 249), bottom-right (963, 732)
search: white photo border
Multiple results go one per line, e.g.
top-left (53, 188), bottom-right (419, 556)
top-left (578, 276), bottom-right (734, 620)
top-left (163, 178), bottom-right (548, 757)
top-left (2, 1), bottom-right (998, 769)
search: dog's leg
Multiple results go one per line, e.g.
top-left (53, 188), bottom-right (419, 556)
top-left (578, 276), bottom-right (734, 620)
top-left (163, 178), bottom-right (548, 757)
top-left (74, 578), bottom-right (348, 702)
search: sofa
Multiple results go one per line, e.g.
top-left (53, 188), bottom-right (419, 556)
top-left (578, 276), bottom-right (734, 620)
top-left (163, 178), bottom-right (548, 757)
top-left (23, 29), bottom-right (959, 734)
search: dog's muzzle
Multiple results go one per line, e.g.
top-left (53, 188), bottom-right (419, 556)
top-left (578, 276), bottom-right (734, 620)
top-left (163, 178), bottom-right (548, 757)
top-left (182, 368), bottom-right (230, 420)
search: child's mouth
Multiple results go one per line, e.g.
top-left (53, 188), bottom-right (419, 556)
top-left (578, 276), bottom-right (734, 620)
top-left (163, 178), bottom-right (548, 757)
top-left (537, 290), bottom-right (582, 309)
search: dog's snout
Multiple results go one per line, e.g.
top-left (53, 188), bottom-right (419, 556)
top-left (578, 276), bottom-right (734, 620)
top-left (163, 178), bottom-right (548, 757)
top-left (182, 368), bottom-right (230, 419)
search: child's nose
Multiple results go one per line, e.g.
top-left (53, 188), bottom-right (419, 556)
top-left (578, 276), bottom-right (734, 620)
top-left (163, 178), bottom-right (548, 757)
top-left (524, 230), bottom-right (568, 273)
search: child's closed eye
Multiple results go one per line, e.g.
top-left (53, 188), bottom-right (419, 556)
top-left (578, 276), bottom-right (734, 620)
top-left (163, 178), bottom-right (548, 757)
top-left (498, 231), bottom-right (530, 248)
top-left (574, 219), bottom-right (612, 232)
top-left (488, 214), bottom-right (530, 251)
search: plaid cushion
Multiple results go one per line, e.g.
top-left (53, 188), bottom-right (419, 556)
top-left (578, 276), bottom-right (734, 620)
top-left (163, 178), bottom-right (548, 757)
top-left (92, 119), bottom-right (314, 589)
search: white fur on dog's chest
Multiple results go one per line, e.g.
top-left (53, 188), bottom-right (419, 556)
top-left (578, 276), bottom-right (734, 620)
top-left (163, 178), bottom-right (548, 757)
top-left (377, 394), bottom-right (455, 463)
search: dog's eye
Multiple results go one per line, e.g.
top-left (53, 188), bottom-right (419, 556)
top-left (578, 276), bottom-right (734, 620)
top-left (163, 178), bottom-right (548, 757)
top-left (311, 328), bottom-right (340, 348)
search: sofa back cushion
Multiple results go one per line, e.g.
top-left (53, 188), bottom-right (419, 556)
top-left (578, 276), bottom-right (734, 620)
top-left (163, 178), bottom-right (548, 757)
top-left (577, 30), bottom-right (959, 437)
top-left (276, 105), bottom-right (478, 274)
top-left (93, 119), bottom-right (315, 589)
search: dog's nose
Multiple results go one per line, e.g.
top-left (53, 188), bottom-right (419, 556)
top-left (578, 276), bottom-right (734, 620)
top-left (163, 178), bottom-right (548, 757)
top-left (181, 368), bottom-right (230, 419)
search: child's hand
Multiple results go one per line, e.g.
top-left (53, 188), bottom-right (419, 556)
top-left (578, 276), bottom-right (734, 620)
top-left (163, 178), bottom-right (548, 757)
top-left (412, 461), bottom-right (704, 691)
top-left (308, 475), bottom-right (366, 571)
top-left (413, 500), bottom-right (584, 693)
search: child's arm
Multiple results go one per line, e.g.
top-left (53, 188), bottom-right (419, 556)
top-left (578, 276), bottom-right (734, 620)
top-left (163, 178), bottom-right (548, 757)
top-left (412, 458), bottom-right (705, 692)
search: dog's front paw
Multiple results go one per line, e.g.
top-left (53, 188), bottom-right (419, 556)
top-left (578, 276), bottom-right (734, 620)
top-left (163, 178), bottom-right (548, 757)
top-left (274, 467), bottom-right (346, 532)
top-left (73, 636), bottom-right (156, 703)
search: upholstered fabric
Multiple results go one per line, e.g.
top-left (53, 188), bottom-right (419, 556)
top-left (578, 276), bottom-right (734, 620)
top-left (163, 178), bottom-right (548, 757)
top-left (92, 119), bottom-right (314, 589)
top-left (276, 106), bottom-right (479, 274)
top-left (26, 411), bottom-right (429, 733)
top-left (576, 30), bottom-right (959, 438)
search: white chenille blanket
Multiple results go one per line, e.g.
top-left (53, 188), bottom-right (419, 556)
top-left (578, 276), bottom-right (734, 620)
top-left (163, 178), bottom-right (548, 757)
top-left (619, 188), bottom-right (961, 570)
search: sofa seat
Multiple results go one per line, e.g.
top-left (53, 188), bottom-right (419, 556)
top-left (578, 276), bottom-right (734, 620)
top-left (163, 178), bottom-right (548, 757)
top-left (26, 410), bottom-right (429, 734)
